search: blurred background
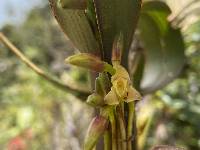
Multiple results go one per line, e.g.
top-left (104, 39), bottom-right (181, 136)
top-left (0, 0), bottom-right (200, 150)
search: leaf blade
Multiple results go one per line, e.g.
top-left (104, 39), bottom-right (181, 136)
top-left (137, 1), bottom-right (185, 93)
top-left (94, 0), bottom-right (142, 66)
top-left (49, 0), bottom-right (100, 55)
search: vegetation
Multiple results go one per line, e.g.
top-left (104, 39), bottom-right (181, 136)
top-left (0, 0), bottom-right (200, 150)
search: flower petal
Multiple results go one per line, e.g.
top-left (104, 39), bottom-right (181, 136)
top-left (125, 86), bottom-right (142, 102)
top-left (111, 65), bottom-right (130, 82)
top-left (104, 88), bottom-right (119, 105)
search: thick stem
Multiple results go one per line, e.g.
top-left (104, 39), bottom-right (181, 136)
top-left (116, 105), bottom-right (126, 150)
top-left (127, 102), bottom-right (135, 150)
top-left (104, 128), bottom-right (111, 150)
top-left (117, 122), bottom-right (121, 150)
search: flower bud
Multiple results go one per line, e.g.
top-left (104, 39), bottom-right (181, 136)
top-left (59, 0), bottom-right (87, 9)
top-left (65, 53), bottom-right (115, 74)
top-left (86, 93), bottom-right (104, 107)
top-left (111, 65), bottom-right (130, 82)
top-left (84, 116), bottom-right (108, 150)
top-left (112, 33), bottom-right (123, 64)
top-left (95, 73), bottom-right (111, 96)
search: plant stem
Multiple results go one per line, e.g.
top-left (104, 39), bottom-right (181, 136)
top-left (0, 32), bottom-right (90, 99)
top-left (127, 102), bottom-right (135, 150)
top-left (109, 108), bottom-right (117, 150)
top-left (117, 122), bottom-right (121, 150)
top-left (104, 129), bottom-right (111, 150)
top-left (116, 105), bottom-right (126, 150)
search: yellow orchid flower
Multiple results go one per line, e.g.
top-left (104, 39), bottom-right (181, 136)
top-left (104, 64), bottom-right (142, 105)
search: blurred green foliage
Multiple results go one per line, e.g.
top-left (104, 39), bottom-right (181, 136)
top-left (0, 4), bottom-right (92, 150)
top-left (145, 18), bottom-right (200, 149)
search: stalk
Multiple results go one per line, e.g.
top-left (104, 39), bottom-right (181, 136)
top-left (127, 102), bottom-right (135, 150)
top-left (117, 122), bottom-right (121, 150)
top-left (104, 129), bottom-right (111, 150)
top-left (116, 104), bottom-right (127, 150)
top-left (109, 108), bottom-right (117, 150)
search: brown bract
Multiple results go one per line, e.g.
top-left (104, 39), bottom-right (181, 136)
top-left (84, 116), bottom-right (109, 150)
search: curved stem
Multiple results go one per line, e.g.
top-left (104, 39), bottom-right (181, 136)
top-left (0, 32), bottom-right (91, 99)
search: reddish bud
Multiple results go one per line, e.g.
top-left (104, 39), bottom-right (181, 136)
top-left (112, 33), bottom-right (123, 64)
top-left (84, 116), bottom-right (108, 150)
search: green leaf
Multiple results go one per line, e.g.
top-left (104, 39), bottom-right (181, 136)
top-left (93, 0), bottom-right (142, 66)
top-left (141, 1), bottom-right (171, 36)
top-left (132, 51), bottom-right (145, 90)
top-left (49, 0), bottom-right (100, 55)
top-left (137, 1), bottom-right (185, 94)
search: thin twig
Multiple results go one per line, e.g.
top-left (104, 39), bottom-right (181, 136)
top-left (0, 32), bottom-right (91, 99)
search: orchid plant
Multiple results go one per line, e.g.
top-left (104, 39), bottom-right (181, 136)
top-left (66, 34), bottom-right (142, 149)
top-left (48, 0), bottom-right (185, 149)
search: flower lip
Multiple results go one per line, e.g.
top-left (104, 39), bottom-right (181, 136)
top-left (104, 64), bottom-right (142, 105)
top-left (112, 77), bottom-right (129, 98)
